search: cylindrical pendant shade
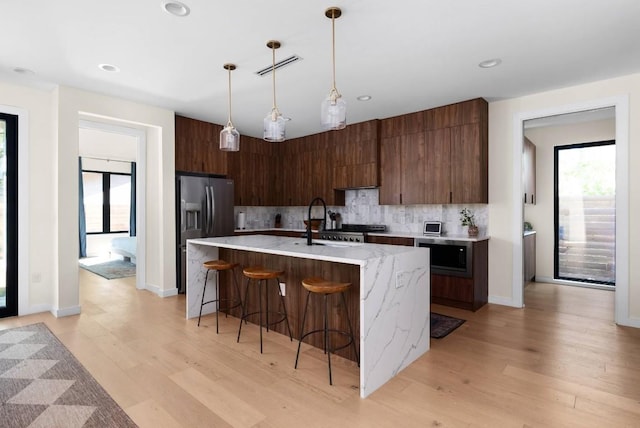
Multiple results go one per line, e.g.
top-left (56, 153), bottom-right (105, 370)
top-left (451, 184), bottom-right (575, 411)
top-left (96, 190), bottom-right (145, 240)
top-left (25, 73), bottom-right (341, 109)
top-left (220, 125), bottom-right (240, 151)
top-left (263, 111), bottom-right (286, 142)
top-left (321, 96), bottom-right (347, 130)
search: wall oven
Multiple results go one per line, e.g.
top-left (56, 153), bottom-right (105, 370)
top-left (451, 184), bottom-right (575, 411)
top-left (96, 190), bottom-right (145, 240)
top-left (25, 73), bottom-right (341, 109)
top-left (415, 238), bottom-right (472, 278)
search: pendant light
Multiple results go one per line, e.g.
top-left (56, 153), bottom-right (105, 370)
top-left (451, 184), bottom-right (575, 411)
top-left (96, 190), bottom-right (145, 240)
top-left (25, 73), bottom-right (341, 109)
top-left (220, 63), bottom-right (240, 151)
top-left (321, 7), bottom-right (346, 131)
top-left (263, 40), bottom-right (286, 142)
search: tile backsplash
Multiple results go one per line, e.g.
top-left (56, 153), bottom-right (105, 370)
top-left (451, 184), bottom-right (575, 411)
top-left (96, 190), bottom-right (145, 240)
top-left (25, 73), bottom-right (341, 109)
top-left (235, 188), bottom-right (487, 236)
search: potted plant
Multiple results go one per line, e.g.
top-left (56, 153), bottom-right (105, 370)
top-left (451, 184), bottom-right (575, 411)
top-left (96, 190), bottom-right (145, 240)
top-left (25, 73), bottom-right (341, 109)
top-left (460, 208), bottom-right (478, 237)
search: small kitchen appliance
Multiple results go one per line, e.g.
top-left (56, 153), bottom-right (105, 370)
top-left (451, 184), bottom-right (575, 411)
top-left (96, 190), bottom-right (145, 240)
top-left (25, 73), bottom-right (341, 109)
top-left (423, 221), bottom-right (442, 236)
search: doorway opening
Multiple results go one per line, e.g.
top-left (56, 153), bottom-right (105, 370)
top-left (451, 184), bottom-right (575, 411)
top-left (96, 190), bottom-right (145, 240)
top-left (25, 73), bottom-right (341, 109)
top-left (0, 113), bottom-right (18, 318)
top-left (554, 141), bottom-right (615, 286)
top-left (513, 95), bottom-right (629, 326)
top-left (78, 119), bottom-right (146, 290)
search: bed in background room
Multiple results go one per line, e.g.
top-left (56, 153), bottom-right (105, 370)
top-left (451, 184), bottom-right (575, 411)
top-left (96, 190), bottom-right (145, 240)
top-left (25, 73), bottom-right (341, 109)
top-left (110, 236), bottom-right (137, 264)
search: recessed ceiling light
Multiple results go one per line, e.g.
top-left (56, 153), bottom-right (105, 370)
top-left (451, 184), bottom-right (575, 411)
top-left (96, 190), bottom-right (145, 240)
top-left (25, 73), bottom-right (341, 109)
top-left (478, 58), bottom-right (502, 68)
top-left (162, 1), bottom-right (190, 17)
top-left (98, 63), bottom-right (120, 72)
top-left (13, 67), bottom-right (35, 75)
top-left (357, 95), bottom-right (372, 101)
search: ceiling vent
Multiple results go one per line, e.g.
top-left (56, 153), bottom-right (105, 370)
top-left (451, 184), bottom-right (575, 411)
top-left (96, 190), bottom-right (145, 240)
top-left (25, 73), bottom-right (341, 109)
top-left (255, 55), bottom-right (302, 76)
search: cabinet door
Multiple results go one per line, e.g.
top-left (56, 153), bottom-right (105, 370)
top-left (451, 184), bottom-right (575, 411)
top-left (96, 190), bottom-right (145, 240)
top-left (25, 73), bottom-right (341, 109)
top-left (332, 120), bottom-right (379, 189)
top-left (379, 136), bottom-right (402, 204)
top-left (424, 128), bottom-right (451, 204)
top-left (524, 233), bottom-right (536, 282)
top-left (450, 123), bottom-right (487, 203)
top-left (175, 115), bottom-right (227, 175)
top-left (523, 137), bottom-right (536, 205)
top-left (400, 132), bottom-right (426, 204)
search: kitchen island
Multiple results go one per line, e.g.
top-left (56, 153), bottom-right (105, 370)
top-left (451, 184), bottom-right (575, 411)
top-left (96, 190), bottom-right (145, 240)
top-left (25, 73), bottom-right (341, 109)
top-left (186, 234), bottom-right (430, 398)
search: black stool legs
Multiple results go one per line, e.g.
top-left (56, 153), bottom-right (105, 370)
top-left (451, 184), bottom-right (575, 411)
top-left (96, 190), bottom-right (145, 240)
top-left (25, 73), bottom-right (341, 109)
top-left (295, 289), bottom-right (359, 385)
top-left (198, 264), bottom-right (242, 333)
top-left (237, 276), bottom-right (292, 353)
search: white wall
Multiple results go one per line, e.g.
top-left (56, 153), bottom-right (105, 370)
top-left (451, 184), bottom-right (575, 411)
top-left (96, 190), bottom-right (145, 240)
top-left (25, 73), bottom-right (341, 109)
top-left (0, 82), bottom-right (56, 313)
top-left (55, 86), bottom-right (177, 313)
top-left (0, 80), bottom-right (176, 316)
top-left (488, 73), bottom-right (639, 326)
top-left (524, 119), bottom-right (615, 280)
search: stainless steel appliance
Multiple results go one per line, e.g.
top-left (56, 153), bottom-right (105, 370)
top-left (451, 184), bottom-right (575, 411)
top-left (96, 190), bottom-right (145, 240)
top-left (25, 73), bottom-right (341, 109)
top-left (414, 237), bottom-right (472, 278)
top-left (176, 173), bottom-right (234, 293)
top-left (316, 224), bottom-right (387, 243)
top-left (318, 230), bottom-right (366, 243)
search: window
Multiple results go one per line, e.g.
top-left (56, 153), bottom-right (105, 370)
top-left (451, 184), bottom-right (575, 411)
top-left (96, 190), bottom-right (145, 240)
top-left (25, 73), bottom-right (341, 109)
top-left (82, 170), bottom-right (131, 234)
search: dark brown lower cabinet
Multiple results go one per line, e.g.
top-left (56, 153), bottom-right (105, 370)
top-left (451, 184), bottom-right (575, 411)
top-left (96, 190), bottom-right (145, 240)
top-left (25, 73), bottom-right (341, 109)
top-left (365, 235), bottom-right (414, 246)
top-left (524, 232), bottom-right (536, 283)
top-left (431, 240), bottom-right (488, 311)
top-left (217, 249), bottom-right (360, 363)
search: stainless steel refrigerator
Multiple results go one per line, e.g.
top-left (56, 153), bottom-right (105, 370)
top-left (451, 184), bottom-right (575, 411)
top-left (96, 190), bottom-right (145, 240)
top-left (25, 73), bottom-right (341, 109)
top-left (176, 173), bottom-right (234, 293)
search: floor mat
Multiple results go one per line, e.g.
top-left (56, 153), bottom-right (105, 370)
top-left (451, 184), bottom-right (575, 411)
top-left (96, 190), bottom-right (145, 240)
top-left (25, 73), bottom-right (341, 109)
top-left (79, 259), bottom-right (136, 280)
top-left (431, 312), bottom-right (465, 338)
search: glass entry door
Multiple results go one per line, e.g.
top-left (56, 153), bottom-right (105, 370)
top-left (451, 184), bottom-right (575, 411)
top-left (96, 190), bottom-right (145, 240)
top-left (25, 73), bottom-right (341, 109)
top-left (554, 141), bottom-right (616, 285)
top-left (0, 113), bottom-right (18, 317)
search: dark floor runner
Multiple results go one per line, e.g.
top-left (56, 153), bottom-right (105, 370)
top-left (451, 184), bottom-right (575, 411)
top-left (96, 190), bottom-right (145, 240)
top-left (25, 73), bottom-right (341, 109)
top-left (431, 312), bottom-right (465, 338)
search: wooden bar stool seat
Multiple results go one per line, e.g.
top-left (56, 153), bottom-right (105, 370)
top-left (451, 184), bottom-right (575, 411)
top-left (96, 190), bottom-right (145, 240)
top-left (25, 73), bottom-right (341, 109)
top-left (295, 277), bottom-right (359, 385)
top-left (237, 266), bottom-right (292, 353)
top-left (197, 259), bottom-right (242, 334)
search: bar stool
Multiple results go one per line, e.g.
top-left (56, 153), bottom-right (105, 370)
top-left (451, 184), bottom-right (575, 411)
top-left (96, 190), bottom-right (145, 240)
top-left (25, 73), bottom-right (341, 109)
top-left (295, 277), bottom-right (359, 385)
top-left (197, 260), bottom-right (242, 334)
top-left (237, 266), bottom-right (293, 353)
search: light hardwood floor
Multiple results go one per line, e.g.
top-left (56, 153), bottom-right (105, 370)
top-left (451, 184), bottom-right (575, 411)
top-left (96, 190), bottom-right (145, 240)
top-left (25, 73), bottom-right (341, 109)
top-left (2, 270), bottom-right (639, 427)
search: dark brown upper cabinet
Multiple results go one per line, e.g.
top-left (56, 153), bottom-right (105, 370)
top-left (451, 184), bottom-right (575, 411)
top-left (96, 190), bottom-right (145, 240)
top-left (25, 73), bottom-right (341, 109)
top-left (175, 115), bottom-right (227, 175)
top-left (332, 120), bottom-right (380, 190)
top-left (523, 137), bottom-right (536, 205)
top-left (379, 98), bottom-right (488, 205)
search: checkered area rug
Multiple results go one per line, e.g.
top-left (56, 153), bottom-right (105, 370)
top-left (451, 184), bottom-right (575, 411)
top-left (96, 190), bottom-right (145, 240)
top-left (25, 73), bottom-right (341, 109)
top-left (0, 323), bottom-right (137, 427)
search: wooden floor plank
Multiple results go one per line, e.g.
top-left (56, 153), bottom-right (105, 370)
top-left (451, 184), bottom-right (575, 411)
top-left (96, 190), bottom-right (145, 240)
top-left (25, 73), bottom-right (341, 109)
top-left (170, 367), bottom-right (266, 427)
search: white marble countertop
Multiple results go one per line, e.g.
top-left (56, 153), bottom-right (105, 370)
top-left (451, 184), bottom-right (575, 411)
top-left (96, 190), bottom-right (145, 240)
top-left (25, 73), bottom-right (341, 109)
top-left (189, 234), bottom-right (423, 265)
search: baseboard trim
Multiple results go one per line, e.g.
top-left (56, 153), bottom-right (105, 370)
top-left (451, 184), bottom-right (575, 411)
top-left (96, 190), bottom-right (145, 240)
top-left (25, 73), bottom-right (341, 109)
top-left (488, 295), bottom-right (521, 308)
top-left (159, 288), bottom-right (178, 298)
top-left (53, 305), bottom-right (81, 318)
top-left (145, 284), bottom-right (178, 298)
top-left (19, 303), bottom-right (52, 316)
top-left (619, 316), bottom-right (640, 328)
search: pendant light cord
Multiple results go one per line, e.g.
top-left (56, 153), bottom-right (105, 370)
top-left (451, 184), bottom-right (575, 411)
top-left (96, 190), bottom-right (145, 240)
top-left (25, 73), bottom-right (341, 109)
top-left (227, 67), bottom-right (233, 126)
top-left (271, 45), bottom-right (278, 111)
top-left (331, 11), bottom-right (337, 92)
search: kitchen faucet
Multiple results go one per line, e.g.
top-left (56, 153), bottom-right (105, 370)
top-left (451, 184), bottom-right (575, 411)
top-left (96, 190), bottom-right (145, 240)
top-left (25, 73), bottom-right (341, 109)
top-left (306, 197), bottom-right (327, 245)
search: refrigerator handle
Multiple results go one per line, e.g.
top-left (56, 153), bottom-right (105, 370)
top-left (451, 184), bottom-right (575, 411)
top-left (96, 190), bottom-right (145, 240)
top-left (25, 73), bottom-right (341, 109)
top-left (204, 185), bottom-right (211, 236)
top-left (210, 185), bottom-right (216, 235)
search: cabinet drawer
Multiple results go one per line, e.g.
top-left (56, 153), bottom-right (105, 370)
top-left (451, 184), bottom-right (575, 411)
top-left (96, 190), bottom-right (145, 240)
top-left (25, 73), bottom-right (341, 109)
top-left (431, 274), bottom-right (473, 302)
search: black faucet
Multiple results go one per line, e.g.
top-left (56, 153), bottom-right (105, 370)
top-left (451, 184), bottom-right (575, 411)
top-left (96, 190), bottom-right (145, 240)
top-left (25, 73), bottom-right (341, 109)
top-left (307, 197), bottom-right (327, 245)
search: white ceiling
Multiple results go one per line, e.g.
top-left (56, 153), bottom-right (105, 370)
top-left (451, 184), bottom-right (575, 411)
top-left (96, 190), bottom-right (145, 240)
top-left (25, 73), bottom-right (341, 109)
top-left (2, 1), bottom-right (640, 139)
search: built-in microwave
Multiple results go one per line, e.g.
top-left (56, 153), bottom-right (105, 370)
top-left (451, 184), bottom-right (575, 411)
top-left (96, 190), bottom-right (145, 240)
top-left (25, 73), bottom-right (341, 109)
top-left (414, 238), bottom-right (472, 278)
